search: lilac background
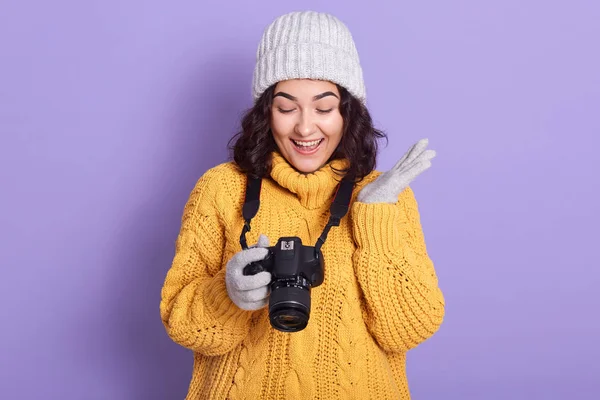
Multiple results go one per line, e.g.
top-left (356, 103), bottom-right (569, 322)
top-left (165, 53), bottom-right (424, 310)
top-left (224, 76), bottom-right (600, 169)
top-left (1, 0), bottom-right (598, 399)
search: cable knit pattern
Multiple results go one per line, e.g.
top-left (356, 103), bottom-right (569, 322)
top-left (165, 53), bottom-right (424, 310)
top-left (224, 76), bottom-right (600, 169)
top-left (269, 151), bottom-right (350, 209)
top-left (160, 150), bottom-right (445, 399)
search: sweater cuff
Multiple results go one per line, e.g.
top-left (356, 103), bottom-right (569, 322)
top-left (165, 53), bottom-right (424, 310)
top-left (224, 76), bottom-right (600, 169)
top-left (201, 269), bottom-right (253, 330)
top-left (351, 201), bottom-right (403, 258)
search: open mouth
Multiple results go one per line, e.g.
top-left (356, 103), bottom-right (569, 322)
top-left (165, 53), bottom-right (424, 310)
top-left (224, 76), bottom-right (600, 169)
top-left (290, 138), bottom-right (324, 152)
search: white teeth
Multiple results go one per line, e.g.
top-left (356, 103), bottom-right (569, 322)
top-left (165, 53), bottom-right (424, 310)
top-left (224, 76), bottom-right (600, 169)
top-left (292, 139), bottom-right (322, 147)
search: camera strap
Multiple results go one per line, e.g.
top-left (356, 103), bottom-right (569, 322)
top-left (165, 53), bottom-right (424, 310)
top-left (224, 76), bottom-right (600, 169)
top-left (240, 174), bottom-right (355, 252)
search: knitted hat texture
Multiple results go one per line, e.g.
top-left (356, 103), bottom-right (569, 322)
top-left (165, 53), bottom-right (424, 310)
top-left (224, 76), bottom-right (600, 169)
top-left (252, 11), bottom-right (366, 103)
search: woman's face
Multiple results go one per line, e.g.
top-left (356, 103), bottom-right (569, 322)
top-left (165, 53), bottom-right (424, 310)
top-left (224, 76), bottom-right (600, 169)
top-left (270, 79), bottom-right (344, 174)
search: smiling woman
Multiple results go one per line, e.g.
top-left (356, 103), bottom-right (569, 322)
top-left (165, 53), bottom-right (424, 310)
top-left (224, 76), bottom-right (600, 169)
top-left (270, 80), bottom-right (344, 174)
top-left (227, 75), bottom-right (387, 182)
top-left (160, 10), bottom-right (444, 400)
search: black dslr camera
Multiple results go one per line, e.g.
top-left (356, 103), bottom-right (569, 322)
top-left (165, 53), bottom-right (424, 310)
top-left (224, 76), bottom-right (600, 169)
top-left (243, 236), bottom-right (324, 332)
top-left (240, 173), bottom-right (354, 333)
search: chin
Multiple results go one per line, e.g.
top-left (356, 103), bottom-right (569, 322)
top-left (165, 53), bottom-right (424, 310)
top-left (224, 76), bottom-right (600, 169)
top-left (278, 142), bottom-right (333, 173)
top-left (291, 161), bottom-right (317, 173)
top-left (290, 156), bottom-right (327, 174)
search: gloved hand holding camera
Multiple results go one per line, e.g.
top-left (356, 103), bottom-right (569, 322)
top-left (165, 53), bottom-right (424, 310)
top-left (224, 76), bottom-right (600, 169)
top-left (230, 167), bottom-right (354, 333)
top-left (225, 234), bottom-right (272, 311)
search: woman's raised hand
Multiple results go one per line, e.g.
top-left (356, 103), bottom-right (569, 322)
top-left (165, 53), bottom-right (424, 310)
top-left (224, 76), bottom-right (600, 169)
top-left (356, 138), bottom-right (436, 204)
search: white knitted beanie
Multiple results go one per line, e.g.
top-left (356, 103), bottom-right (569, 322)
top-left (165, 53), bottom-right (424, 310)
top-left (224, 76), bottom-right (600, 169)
top-left (252, 11), bottom-right (366, 104)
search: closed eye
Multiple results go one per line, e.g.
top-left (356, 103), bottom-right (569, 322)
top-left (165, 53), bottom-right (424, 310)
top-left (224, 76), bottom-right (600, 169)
top-left (317, 108), bottom-right (333, 114)
top-left (278, 107), bottom-right (295, 114)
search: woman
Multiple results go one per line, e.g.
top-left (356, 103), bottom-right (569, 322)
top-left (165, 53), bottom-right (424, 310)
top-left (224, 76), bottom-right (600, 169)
top-left (160, 10), bottom-right (445, 399)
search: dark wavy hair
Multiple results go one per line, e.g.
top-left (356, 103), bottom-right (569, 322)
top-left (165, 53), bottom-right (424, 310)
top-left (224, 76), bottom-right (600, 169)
top-left (227, 83), bottom-right (387, 183)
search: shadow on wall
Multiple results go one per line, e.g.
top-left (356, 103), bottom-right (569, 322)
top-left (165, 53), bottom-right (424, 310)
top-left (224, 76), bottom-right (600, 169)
top-left (109, 52), bottom-right (254, 399)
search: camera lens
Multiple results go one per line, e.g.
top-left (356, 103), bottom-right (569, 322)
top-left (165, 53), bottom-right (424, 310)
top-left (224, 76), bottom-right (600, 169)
top-left (271, 309), bottom-right (307, 331)
top-left (269, 284), bottom-right (311, 332)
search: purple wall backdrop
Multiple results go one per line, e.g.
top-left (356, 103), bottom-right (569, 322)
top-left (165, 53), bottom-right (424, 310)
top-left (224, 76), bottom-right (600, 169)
top-left (1, 1), bottom-right (598, 399)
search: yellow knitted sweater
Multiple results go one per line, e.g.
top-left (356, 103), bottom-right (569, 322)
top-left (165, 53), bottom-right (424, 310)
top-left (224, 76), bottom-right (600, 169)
top-left (160, 150), bottom-right (445, 399)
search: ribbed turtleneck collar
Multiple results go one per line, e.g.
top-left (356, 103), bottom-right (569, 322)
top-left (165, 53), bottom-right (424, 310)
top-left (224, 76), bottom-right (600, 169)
top-left (269, 150), bottom-right (350, 209)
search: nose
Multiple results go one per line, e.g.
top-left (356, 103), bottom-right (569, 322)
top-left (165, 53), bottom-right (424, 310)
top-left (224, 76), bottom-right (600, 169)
top-left (294, 110), bottom-right (317, 137)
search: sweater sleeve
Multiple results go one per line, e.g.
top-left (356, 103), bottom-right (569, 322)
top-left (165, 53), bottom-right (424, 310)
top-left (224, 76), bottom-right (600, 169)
top-left (351, 185), bottom-right (445, 353)
top-left (159, 168), bottom-right (253, 356)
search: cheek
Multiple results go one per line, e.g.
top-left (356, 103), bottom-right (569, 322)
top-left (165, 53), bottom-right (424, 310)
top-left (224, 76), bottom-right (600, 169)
top-left (270, 114), bottom-right (292, 139)
top-left (320, 113), bottom-right (344, 138)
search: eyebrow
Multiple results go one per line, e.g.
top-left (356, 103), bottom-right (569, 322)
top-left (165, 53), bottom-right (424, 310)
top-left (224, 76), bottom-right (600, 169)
top-left (274, 91), bottom-right (339, 102)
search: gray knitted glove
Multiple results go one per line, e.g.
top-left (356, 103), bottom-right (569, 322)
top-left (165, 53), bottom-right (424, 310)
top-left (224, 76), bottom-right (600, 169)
top-left (356, 138), bottom-right (436, 204)
top-left (225, 234), bottom-right (272, 311)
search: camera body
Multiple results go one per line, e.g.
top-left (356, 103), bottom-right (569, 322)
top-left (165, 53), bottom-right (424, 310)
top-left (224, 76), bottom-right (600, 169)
top-left (243, 236), bottom-right (324, 332)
